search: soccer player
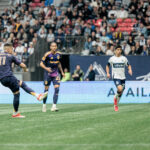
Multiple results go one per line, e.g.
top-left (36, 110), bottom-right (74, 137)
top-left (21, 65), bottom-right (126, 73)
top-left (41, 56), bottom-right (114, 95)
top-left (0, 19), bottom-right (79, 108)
top-left (40, 42), bottom-right (65, 112)
top-left (0, 43), bottom-right (48, 118)
top-left (106, 45), bottom-right (132, 111)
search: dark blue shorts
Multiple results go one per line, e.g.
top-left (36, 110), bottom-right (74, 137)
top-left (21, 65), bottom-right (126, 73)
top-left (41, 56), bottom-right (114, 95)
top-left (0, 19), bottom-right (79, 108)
top-left (44, 76), bottom-right (60, 86)
top-left (0, 76), bottom-right (19, 93)
top-left (113, 79), bottom-right (125, 89)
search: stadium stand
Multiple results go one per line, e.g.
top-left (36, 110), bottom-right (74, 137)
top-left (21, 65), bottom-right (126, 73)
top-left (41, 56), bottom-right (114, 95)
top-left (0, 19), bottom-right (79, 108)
top-left (0, 0), bottom-right (149, 60)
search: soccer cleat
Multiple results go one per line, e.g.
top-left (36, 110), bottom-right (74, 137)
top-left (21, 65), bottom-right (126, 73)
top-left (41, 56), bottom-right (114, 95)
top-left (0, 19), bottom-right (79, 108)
top-left (37, 92), bottom-right (48, 101)
top-left (42, 104), bottom-right (46, 112)
top-left (114, 96), bottom-right (119, 111)
top-left (51, 107), bottom-right (59, 112)
top-left (114, 105), bottom-right (119, 111)
top-left (12, 113), bottom-right (25, 118)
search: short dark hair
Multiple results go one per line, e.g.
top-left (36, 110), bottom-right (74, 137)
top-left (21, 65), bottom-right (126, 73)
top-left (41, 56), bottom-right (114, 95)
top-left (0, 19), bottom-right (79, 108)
top-left (50, 42), bottom-right (57, 46)
top-left (115, 45), bottom-right (122, 50)
top-left (4, 43), bottom-right (13, 47)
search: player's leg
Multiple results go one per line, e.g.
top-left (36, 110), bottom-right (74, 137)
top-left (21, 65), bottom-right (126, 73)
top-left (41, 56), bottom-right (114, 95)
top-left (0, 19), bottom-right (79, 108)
top-left (51, 84), bottom-right (60, 111)
top-left (116, 85), bottom-right (123, 101)
top-left (42, 85), bottom-right (49, 112)
top-left (113, 79), bottom-right (123, 111)
top-left (114, 85), bottom-right (124, 111)
top-left (12, 90), bottom-right (24, 118)
top-left (51, 76), bottom-right (60, 112)
top-left (115, 80), bottom-right (125, 102)
top-left (19, 80), bottom-right (48, 101)
top-left (42, 79), bottom-right (51, 112)
top-left (1, 76), bottom-right (25, 118)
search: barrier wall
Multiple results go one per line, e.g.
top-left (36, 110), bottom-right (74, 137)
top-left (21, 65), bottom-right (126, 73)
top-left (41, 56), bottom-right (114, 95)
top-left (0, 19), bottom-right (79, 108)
top-left (70, 56), bottom-right (150, 81)
top-left (0, 81), bottom-right (150, 104)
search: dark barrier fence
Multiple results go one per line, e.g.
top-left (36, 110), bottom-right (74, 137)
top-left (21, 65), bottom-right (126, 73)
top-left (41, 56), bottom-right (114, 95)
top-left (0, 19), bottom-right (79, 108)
top-left (20, 37), bottom-right (150, 81)
top-left (70, 55), bottom-right (150, 81)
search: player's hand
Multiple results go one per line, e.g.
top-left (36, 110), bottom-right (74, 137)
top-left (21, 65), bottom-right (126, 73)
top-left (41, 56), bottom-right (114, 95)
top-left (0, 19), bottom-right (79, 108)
top-left (107, 73), bottom-right (110, 78)
top-left (23, 68), bottom-right (28, 72)
top-left (128, 69), bottom-right (132, 76)
top-left (75, 74), bottom-right (79, 77)
top-left (46, 67), bottom-right (52, 73)
top-left (62, 72), bottom-right (65, 77)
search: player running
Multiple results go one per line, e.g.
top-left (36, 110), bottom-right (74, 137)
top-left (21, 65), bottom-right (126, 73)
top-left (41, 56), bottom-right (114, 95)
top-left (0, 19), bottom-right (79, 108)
top-left (40, 42), bottom-right (65, 112)
top-left (106, 45), bottom-right (132, 111)
top-left (0, 43), bottom-right (48, 118)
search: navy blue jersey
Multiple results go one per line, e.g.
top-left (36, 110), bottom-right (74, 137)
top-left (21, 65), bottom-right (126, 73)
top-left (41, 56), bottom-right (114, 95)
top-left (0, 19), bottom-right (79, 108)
top-left (0, 52), bottom-right (21, 79)
top-left (41, 51), bottom-right (61, 77)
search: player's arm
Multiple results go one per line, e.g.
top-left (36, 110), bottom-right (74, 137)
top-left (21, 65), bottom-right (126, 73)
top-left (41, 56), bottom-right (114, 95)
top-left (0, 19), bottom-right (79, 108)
top-left (40, 61), bottom-right (52, 73)
top-left (126, 58), bottom-right (132, 76)
top-left (58, 62), bottom-right (65, 77)
top-left (20, 63), bottom-right (28, 72)
top-left (106, 63), bottom-right (111, 78)
top-left (40, 52), bottom-right (52, 73)
top-left (12, 55), bottom-right (28, 72)
top-left (128, 65), bottom-right (132, 76)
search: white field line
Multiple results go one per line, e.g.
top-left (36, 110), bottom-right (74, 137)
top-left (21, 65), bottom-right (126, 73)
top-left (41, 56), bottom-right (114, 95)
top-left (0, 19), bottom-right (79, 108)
top-left (0, 143), bottom-right (150, 147)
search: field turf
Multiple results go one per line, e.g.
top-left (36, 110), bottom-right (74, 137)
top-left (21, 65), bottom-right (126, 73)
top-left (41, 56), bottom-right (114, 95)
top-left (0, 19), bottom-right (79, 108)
top-left (0, 104), bottom-right (150, 150)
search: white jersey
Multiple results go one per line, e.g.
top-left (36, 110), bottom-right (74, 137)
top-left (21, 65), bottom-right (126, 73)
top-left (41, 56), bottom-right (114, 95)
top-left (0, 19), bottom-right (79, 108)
top-left (108, 55), bottom-right (129, 80)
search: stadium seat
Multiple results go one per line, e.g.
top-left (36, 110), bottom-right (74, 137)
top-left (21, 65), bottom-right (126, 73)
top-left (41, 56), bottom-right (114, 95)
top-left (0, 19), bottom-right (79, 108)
top-left (30, 2), bottom-right (42, 8)
top-left (29, 0), bottom-right (42, 8)
top-left (92, 19), bottom-right (96, 24)
top-left (94, 22), bottom-right (100, 26)
top-left (124, 18), bottom-right (132, 23)
top-left (110, 27), bottom-right (115, 32)
top-left (128, 22), bottom-right (135, 27)
top-left (126, 28), bottom-right (132, 34)
top-left (95, 19), bottom-right (102, 26)
top-left (34, 0), bottom-right (41, 2)
top-left (117, 18), bottom-right (123, 23)
top-left (117, 23), bottom-right (127, 27)
top-left (132, 19), bottom-right (137, 23)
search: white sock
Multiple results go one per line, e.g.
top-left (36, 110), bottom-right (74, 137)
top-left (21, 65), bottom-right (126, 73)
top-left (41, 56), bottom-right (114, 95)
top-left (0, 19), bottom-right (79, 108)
top-left (43, 104), bottom-right (46, 107)
top-left (52, 104), bottom-right (56, 108)
top-left (13, 111), bottom-right (18, 115)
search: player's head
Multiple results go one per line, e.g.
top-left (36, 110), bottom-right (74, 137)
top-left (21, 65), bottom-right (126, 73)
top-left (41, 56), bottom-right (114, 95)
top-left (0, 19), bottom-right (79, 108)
top-left (89, 64), bottom-right (93, 71)
top-left (115, 45), bottom-right (122, 56)
top-left (50, 42), bottom-right (57, 53)
top-left (4, 43), bottom-right (14, 54)
top-left (76, 65), bottom-right (80, 70)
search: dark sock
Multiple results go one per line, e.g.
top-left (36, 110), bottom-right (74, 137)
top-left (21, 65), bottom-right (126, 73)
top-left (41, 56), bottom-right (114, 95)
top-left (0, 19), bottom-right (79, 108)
top-left (43, 89), bottom-right (48, 104)
top-left (117, 91), bottom-right (122, 98)
top-left (13, 93), bottom-right (20, 112)
top-left (21, 81), bottom-right (35, 95)
top-left (53, 88), bottom-right (59, 104)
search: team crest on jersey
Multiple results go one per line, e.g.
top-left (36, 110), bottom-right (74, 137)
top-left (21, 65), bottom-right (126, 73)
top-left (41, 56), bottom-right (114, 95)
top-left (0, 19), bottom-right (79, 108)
top-left (116, 81), bottom-right (119, 85)
top-left (57, 55), bottom-right (60, 59)
top-left (51, 57), bottom-right (53, 60)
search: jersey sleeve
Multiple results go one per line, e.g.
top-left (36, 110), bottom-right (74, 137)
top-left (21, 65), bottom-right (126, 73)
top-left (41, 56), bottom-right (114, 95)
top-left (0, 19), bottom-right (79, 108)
top-left (41, 52), bottom-right (49, 63)
top-left (41, 55), bottom-right (46, 63)
top-left (12, 55), bottom-right (21, 65)
top-left (57, 51), bottom-right (62, 60)
top-left (125, 57), bottom-right (130, 66)
top-left (107, 57), bottom-right (112, 66)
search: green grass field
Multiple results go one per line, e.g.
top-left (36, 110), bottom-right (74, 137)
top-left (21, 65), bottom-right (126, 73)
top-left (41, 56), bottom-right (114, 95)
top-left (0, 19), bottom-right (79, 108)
top-left (0, 104), bottom-right (150, 150)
